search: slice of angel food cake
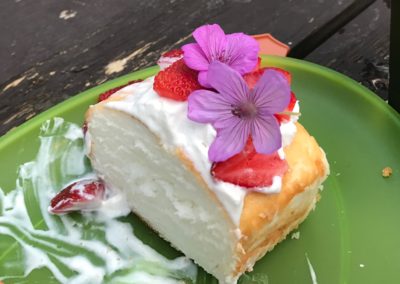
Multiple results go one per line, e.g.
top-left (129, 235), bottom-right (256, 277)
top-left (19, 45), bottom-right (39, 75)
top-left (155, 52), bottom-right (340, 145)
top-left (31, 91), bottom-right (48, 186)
top-left (50, 24), bottom-right (330, 283)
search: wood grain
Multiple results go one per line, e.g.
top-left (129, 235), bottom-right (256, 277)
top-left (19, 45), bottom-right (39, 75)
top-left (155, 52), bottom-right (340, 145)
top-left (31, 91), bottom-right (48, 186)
top-left (0, 0), bottom-right (355, 135)
top-left (306, 0), bottom-right (390, 100)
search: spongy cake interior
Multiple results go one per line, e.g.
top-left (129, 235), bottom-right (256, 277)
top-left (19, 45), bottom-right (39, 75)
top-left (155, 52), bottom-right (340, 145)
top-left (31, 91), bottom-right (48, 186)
top-left (87, 94), bottom-right (330, 283)
top-left (88, 107), bottom-right (239, 281)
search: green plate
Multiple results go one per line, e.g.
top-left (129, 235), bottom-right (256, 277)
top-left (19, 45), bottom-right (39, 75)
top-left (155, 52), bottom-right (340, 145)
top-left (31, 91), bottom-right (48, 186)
top-left (1, 56), bottom-right (399, 283)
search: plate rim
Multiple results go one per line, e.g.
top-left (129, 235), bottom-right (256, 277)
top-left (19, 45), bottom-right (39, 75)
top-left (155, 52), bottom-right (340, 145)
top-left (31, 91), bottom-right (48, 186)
top-left (1, 56), bottom-right (399, 151)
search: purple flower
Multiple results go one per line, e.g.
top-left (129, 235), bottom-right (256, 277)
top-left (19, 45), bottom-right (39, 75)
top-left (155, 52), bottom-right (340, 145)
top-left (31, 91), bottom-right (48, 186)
top-left (188, 61), bottom-right (291, 162)
top-left (182, 24), bottom-right (259, 88)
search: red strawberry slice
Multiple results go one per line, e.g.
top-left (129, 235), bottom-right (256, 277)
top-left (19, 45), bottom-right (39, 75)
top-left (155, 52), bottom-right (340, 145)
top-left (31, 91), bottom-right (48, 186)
top-left (212, 139), bottom-right (288, 188)
top-left (154, 59), bottom-right (202, 101)
top-left (98, 79), bottom-right (143, 102)
top-left (49, 179), bottom-right (105, 214)
top-left (158, 49), bottom-right (184, 70)
top-left (162, 49), bottom-right (183, 58)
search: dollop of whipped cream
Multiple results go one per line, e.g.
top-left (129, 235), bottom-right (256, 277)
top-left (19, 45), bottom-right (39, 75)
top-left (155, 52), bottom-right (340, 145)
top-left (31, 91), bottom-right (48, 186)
top-left (103, 77), bottom-right (299, 225)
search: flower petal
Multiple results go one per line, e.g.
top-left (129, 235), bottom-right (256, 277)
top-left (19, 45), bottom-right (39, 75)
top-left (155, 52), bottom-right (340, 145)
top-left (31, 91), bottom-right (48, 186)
top-left (198, 71), bottom-right (212, 88)
top-left (193, 24), bottom-right (227, 62)
top-left (251, 115), bottom-right (281, 154)
top-left (208, 61), bottom-right (250, 104)
top-left (182, 43), bottom-right (209, 71)
top-left (187, 89), bottom-right (231, 123)
top-left (225, 33), bottom-right (259, 74)
top-left (209, 117), bottom-right (250, 162)
top-left (252, 69), bottom-right (291, 114)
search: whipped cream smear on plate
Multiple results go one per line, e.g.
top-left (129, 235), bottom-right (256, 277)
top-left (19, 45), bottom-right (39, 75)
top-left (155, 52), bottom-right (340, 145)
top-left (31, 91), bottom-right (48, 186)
top-left (0, 118), bottom-right (197, 283)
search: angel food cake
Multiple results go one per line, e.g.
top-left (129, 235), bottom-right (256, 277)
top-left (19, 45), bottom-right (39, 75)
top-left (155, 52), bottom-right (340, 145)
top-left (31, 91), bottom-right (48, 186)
top-left (50, 24), bottom-right (329, 283)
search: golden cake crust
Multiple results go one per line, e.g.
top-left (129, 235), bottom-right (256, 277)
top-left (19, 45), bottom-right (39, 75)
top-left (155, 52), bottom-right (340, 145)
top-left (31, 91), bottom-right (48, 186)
top-left (240, 123), bottom-right (327, 239)
top-left (235, 123), bottom-right (329, 276)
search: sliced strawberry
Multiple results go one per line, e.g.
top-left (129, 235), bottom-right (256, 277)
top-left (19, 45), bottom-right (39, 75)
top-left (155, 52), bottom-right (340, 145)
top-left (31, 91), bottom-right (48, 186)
top-left (98, 79), bottom-right (143, 102)
top-left (49, 179), bottom-right (105, 214)
top-left (162, 49), bottom-right (183, 58)
top-left (212, 139), bottom-right (288, 188)
top-left (154, 59), bottom-right (202, 101)
top-left (244, 67), bottom-right (291, 89)
top-left (158, 49), bottom-right (184, 70)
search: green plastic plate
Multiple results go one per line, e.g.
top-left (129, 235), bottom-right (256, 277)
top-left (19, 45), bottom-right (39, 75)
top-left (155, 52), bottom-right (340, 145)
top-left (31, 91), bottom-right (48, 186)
top-left (1, 56), bottom-right (399, 283)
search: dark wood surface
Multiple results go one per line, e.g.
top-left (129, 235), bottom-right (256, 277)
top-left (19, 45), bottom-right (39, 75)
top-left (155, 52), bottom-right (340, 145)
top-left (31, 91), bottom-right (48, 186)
top-left (306, 0), bottom-right (390, 100)
top-left (389, 0), bottom-right (400, 111)
top-left (0, 0), bottom-right (391, 136)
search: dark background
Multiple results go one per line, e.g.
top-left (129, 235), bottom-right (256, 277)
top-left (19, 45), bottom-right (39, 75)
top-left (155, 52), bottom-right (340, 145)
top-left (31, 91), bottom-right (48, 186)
top-left (0, 0), bottom-right (390, 136)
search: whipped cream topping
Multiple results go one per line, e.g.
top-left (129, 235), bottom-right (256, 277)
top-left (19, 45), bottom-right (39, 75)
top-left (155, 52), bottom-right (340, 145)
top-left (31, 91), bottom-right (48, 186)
top-left (103, 77), bottom-right (299, 225)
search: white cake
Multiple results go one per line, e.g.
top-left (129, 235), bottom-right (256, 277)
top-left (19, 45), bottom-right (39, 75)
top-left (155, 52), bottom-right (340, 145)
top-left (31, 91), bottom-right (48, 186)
top-left (85, 76), bottom-right (329, 283)
top-left (79, 23), bottom-right (331, 283)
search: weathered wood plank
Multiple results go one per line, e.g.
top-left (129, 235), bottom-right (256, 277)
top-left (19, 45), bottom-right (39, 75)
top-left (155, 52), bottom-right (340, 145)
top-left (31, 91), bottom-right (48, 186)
top-left (0, 0), bottom-right (353, 135)
top-left (388, 0), bottom-right (400, 112)
top-left (306, 0), bottom-right (390, 100)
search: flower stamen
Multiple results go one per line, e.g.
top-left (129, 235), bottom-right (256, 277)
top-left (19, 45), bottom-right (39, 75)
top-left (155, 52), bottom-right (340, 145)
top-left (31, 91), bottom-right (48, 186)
top-left (231, 103), bottom-right (258, 119)
top-left (187, 61), bottom-right (291, 162)
top-left (231, 106), bottom-right (242, 118)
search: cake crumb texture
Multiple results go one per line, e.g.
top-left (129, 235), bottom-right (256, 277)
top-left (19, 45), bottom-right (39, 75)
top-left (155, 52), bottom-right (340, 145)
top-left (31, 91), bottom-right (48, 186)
top-left (382, 166), bottom-right (393, 178)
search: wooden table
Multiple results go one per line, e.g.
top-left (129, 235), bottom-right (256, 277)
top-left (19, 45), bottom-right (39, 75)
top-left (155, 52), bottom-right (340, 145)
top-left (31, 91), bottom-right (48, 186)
top-left (0, 0), bottom-right (390, 136)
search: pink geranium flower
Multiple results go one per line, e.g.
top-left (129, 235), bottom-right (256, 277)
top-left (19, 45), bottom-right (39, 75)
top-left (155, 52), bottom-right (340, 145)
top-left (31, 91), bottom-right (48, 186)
top-left (182, 24), bottom-right (259, 88)
top-left (188, 62), bottom-right (290, 162)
